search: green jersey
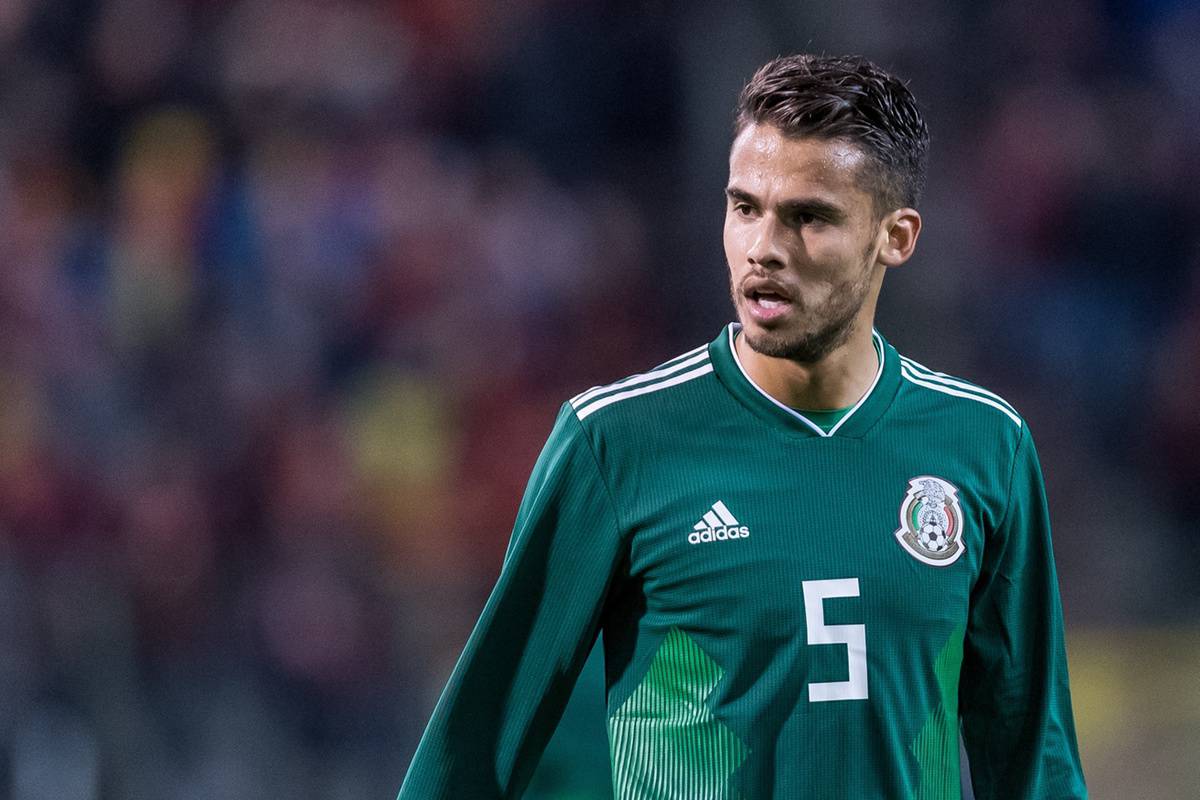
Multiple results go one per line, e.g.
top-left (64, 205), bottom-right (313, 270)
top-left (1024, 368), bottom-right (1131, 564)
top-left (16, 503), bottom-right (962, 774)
top-left (398, 324), bottom-right (1087, 799)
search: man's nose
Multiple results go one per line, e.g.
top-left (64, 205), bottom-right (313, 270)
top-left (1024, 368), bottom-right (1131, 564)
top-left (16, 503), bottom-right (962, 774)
top-left (746, 216), bottom-right (786, 269)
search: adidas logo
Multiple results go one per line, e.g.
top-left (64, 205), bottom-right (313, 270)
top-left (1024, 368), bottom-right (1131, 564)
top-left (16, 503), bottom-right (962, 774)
top-left (688, 500), bottom-right (750, 545)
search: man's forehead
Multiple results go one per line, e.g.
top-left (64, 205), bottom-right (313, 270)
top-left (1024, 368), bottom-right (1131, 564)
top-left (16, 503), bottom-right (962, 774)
top-left (729, 124), bottom-right (869, 191)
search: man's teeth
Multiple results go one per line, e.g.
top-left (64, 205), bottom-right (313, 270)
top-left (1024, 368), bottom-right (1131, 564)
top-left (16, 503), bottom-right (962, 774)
top-left (758, 296), bottom-right (786, 309)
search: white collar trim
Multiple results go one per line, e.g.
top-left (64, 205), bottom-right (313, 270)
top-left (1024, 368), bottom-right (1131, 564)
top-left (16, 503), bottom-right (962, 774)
top-left (725, 323), bottom-right (885, 438)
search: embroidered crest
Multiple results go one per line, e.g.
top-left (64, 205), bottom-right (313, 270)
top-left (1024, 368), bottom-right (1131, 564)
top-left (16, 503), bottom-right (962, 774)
top-left (894, 476), bottom-right (965, 566)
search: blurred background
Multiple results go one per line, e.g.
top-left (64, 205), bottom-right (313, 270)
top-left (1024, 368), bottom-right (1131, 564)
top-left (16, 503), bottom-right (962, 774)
top-left (0, 0), bottom-right (1197, 797)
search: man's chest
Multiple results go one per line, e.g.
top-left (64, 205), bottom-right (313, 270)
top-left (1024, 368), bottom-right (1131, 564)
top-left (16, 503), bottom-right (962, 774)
top-left (610, 432), bottom-right (999, 639)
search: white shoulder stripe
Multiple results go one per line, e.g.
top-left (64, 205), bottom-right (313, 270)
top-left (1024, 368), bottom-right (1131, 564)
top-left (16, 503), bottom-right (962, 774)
top-left (898, 356), bottom-right (1018, 416)
top-left (571, 349), bottom-right (709, 409)
top-left (900, 365), bottom-right (1022, 427)
top-left (575, 363), bottom-right (714, 420)
top-left (652, 343), bottom-right (709, 372)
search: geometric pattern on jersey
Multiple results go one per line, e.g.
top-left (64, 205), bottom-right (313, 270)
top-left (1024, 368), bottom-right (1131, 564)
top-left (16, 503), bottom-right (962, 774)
top-left (912, 626), bottom-right (965, 800)
top-left (608, 628), bottom-right (748, 799)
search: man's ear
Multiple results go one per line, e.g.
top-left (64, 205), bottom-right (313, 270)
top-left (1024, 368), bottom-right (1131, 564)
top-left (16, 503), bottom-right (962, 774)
top-left (877, 208), bottom-right (922, 267)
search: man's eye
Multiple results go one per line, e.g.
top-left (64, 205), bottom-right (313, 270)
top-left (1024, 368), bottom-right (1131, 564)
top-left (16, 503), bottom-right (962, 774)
top-left (733, 203), bottom-right (754, 216)
top-left (795, 212), bottom-right (820, 226)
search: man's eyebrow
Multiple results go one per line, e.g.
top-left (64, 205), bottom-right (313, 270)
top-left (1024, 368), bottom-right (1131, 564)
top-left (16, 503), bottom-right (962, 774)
top-left (778, 197), bottom-right (845, 221)
top-left (725, 187), bottom-right (757, 205)
top-left (725, 187), bottom-right (845, 220)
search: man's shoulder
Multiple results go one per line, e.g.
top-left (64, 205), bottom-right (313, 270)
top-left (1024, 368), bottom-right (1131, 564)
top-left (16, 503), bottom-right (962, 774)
top-left (890, 347), bottom-right (1026, 435)
top-left (565, 340), bottom-right (719, 427)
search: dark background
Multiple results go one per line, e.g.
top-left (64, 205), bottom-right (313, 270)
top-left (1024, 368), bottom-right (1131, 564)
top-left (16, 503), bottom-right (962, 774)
top-left (1, 1), bottom-right (1197, 797)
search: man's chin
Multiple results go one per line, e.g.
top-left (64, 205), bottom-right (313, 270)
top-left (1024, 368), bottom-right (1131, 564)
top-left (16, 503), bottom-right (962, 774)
top-left (740, 320), bottom-right (847, 364)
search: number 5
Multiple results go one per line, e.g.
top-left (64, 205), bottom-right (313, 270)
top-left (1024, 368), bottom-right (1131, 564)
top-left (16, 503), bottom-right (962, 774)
top-left (802, 578), bottom-right (868, 702)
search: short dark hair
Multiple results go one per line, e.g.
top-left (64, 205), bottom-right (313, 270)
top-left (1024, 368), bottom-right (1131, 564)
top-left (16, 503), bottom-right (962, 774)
top-left (734, 54), bottom-right (929, 213)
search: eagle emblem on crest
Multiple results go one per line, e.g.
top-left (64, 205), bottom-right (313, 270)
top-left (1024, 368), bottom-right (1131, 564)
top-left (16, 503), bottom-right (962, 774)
top-left (894, 476), bottom-right (965, 566)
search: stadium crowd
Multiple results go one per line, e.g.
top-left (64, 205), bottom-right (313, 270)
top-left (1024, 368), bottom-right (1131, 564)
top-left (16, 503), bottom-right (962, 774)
top-left (0, 1), bottom-right (1196, 797)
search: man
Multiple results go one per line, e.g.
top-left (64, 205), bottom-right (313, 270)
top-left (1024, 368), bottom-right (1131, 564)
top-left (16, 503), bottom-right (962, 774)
top-left (398, 54), bottom-right (1087, 799)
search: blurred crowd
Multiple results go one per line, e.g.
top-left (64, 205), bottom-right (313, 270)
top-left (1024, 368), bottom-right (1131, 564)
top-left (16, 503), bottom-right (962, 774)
top-left (0, 1), bottom-right (1196, 798)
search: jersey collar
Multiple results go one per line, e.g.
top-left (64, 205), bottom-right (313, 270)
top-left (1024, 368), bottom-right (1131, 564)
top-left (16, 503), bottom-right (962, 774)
top-left (707, 323), bottom-right (901, 439)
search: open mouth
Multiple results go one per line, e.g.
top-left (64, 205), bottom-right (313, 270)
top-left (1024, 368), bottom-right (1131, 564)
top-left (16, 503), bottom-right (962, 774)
top-left (745, 287), bottom-right (794, 321)
top-left (750, 290), bottom-right (790, 308)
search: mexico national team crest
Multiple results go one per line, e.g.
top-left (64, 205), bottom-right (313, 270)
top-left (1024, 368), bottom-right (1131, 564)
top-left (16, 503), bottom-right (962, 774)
top-left (894, 476), bottom-right (965, 566)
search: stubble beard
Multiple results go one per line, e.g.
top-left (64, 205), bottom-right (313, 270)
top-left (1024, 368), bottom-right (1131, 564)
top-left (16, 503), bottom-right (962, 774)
top-left (732, 245), bottom-right (877, 365)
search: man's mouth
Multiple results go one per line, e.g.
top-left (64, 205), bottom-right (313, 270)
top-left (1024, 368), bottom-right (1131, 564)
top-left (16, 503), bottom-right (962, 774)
top-left (752, 291), bottom-right (789, 308)
top-left (745, 287), bottom-right (794, 322)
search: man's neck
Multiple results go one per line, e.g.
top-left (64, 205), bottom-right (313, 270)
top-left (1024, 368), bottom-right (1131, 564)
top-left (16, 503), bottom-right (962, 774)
top-left (734, 324), bottom-right (879, 411)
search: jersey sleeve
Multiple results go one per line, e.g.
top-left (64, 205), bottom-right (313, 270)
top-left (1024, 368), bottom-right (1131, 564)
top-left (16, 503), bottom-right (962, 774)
top-left (960, 425), bottom-right (1088, 799)
top-left (397, 402), bottom-right (624, 799)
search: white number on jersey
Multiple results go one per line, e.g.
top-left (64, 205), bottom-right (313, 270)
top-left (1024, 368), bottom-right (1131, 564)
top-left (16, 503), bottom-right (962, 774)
top-left (802, 578), bottom-right (869, 702)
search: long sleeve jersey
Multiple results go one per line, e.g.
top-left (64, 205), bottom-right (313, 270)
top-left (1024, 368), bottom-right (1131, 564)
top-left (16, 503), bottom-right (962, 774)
top-left (398, 324), bottom-right (1087, 799)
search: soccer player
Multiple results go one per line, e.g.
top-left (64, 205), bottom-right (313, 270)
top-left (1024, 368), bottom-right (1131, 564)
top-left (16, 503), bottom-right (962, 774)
top-left (398, 54), bottom-right (1087, 799)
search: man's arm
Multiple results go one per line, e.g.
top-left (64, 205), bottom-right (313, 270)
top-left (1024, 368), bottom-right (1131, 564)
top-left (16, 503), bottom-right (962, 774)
top-left (398, 403), bottom-right (624, 799)
top-left (960, 425), bottom-right (1088, 799)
